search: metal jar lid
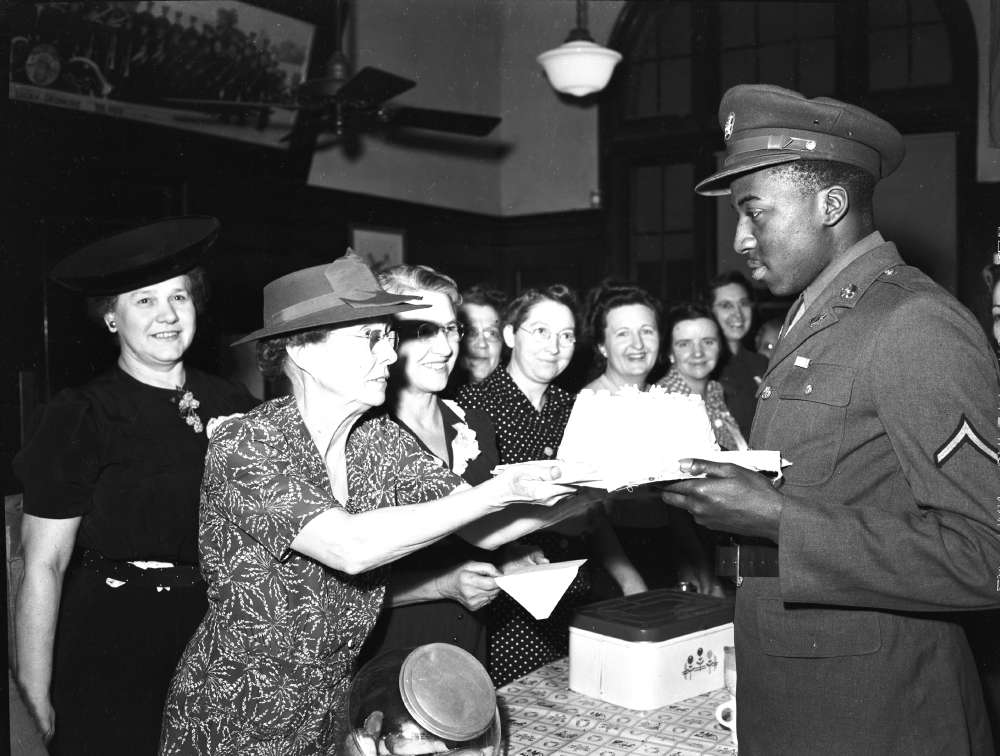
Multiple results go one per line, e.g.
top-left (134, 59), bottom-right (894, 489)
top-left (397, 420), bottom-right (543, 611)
top-left (398, 643), bottom-right (496, 741)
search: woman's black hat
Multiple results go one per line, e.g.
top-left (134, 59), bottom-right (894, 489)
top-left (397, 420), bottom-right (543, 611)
top-left (50, 216), bottom-right (220, 295)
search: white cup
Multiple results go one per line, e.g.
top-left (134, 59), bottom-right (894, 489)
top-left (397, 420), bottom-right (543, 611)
top-left (714, 696), bottom-right (737, 747)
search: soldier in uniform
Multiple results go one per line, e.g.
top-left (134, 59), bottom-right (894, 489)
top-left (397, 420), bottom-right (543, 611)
top-left (662, 84), bottom-right (1000, 755)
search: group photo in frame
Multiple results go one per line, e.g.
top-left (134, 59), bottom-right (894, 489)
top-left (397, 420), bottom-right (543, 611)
top-left (9, 1), bottom-right (314, 149)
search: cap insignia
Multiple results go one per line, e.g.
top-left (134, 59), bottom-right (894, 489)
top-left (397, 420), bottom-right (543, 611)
top-left (723, 111), bottom-right (735, 141)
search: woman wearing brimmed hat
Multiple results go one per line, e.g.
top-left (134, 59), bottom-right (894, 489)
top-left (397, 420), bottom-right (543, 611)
top-left (13, 217), bottom-right (257, 755)
top-left (158, 251), bottom-right (588, 754)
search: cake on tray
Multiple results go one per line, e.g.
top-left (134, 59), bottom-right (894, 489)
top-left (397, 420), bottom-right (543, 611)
top-left (555, 385), bottom-right (782, 490)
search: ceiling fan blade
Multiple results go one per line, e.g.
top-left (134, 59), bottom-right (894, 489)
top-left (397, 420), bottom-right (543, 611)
top-left (328, 66), bottom-right (415, 106)
top-left (386, 106), bottom-right (501, 137)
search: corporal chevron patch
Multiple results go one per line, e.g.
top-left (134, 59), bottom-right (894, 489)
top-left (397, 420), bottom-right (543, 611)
top-left (934, 415), bottom-right (999, 467)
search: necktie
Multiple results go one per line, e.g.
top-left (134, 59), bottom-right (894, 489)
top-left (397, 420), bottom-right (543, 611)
top-left (777, 293), bottom-right (805, 342)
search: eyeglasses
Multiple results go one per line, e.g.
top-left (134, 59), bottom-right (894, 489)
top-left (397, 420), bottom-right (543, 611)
top-left (355, 327), bottom-right (398, 352)
top-left (464, 326), bottom-right (502, 343)
top-left (395, 320), bottom-right (465, 342)
top-left (519, 325), bottom-right (576, 348)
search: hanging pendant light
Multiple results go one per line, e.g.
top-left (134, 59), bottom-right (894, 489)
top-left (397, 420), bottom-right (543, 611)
top-left (537, 0), bottom-right (622, 97)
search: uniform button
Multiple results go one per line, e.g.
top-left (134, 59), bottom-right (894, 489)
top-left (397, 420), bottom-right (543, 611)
top-left (543, 446), bottom-right (554, 457)
top-left (804, 384), bottom-right (813, 395)
top-left (761, 386), bottom-right (772, 400)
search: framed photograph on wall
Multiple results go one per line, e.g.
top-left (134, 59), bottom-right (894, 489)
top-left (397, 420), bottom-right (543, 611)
top-left (9, 2), bottom-right (314, 149)
top-left (350, 225), bottom-right (406, 272)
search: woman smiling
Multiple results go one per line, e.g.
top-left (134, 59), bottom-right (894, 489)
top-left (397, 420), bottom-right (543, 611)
top-left (458, 285), bottom-right (646, 687)
top-left (583, 282), bottom-right (662, 392)
top-left (14, 218), bottom-right (256, 755)
top-left (360, 265), bottom-right (508, 664)
top-left (656, 303), bottom-right (746, 451)
top-left (706, 271), bottom-right (769, 438)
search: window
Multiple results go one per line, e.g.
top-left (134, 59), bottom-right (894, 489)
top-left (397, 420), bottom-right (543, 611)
top-left (600, 0), bottom-right (970, 306)
top-left (867, 0), bottom-right (951, 90)
top-left (624, 3), bottom-right (694, 119)
top-left (719, 2), bottom-right (836, 96)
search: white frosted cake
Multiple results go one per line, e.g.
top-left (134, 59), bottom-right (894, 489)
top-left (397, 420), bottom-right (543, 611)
top-left (556, 386), bottom-right (781, 490)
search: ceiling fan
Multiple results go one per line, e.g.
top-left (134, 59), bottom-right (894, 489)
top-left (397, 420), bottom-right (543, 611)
top-left (163, 0), bottom-right (501, 152)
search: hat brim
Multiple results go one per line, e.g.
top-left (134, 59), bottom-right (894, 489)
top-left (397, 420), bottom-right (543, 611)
top-left (695, 151), bottom-right (803, 196)
top-left (50, 216), bottom-right (220, 294)
top-left (231, 299), bottom-right (429, 346)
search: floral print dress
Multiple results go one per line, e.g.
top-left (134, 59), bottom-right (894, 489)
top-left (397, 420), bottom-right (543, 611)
top-left (159, 397), bottom-right (462, 756)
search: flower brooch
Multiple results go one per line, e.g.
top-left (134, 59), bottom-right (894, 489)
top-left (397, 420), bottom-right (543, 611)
top-left (173, 388), bottom-right (203, 434)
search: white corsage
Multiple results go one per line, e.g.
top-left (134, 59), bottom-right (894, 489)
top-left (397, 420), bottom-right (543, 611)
top-left (443, 399), bottom-right (482, 476)
top-left (451, 422), bottom-right (481, 476)
top-left (206, 413), bottom-right (245, 440)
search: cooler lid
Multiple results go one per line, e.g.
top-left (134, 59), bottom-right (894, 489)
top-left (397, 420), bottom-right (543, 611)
top-left (570, 589), bottom-right (734, 643)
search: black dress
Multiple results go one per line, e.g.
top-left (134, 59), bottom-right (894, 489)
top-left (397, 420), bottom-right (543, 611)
top-left (359, 399), bottom-right (500, 666)
top-left (717, 347), bottom-right (769, 439)
top-left (13, 365), bottom-right (256, 756)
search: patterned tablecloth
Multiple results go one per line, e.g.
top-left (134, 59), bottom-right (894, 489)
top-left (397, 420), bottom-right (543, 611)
top-left (498, 658), bottom-right (737, 756)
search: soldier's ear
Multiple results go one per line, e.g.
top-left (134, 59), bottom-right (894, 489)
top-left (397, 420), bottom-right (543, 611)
top-left (819, 185), bottom-right (849, 227)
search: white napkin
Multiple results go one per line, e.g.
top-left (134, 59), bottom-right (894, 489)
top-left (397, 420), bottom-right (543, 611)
top-left (494, 559), bottom-right (587, 620)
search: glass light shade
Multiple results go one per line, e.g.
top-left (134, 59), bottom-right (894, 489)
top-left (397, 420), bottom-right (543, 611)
top-left (537, 40), bottom-right (622, 97)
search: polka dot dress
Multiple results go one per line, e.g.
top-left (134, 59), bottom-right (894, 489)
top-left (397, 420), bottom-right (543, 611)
top-left (457, 367), bottom-right (574, 466)
top-left (458, 368), bottom-right (592, 687)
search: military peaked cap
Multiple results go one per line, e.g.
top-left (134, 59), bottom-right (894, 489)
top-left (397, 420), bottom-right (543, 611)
top-left (695, 84), bottom-right (905, 196)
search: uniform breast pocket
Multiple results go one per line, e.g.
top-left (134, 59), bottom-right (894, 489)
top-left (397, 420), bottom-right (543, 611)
top-left (773, 362), bottom-right (855, 486)
top-left (757, 598), bottom-right (882, 658)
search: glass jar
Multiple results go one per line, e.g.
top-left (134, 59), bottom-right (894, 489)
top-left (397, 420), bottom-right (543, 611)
top-left (346, 643), bottom-right (501, 756)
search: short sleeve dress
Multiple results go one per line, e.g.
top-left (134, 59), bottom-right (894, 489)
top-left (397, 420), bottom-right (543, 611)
top-left (359, 399), bottom-right (501, 665)
top-left (13, 365), bottom-right (257, 756)
top-left (458, 368), bottom-right (588, 688)
top-left (159, 397), bottom-right (463, 755)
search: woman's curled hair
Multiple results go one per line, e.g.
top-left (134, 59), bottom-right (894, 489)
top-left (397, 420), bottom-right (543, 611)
top-left (503, 284), bottom-right (579, 332)
top-left (257, 328), bottom-right (329, 380)
top-left (378, 264), bottom-right (461, 307)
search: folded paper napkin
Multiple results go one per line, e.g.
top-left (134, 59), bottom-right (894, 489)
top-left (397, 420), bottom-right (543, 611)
top-left (494, 559), bottom-right (588, 620)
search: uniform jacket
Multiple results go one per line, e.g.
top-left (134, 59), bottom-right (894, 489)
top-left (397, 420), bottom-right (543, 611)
top-left (741, 242), bottom-right (1000, 755)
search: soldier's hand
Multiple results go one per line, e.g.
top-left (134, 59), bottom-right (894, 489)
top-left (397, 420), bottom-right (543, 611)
top-left (660, 459), bottom-right (784, 543)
